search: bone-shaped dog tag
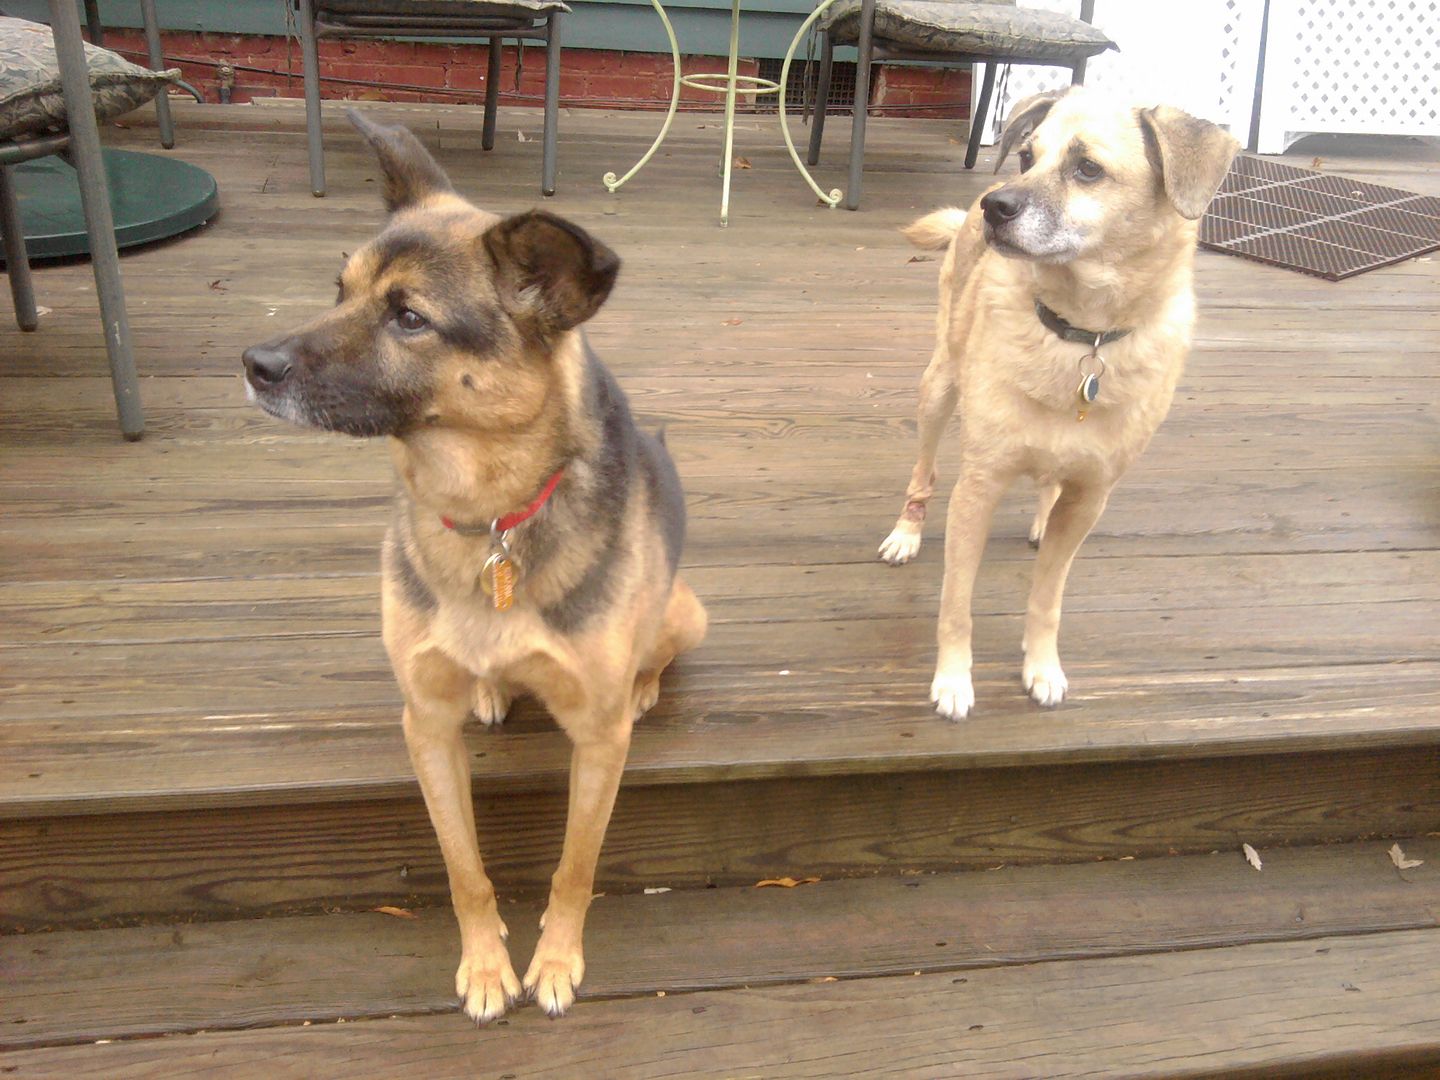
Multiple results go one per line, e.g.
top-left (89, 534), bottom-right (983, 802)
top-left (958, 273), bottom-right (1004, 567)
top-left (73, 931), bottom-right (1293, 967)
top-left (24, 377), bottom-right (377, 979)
top-left (481, 553), bottom-right (516, 611)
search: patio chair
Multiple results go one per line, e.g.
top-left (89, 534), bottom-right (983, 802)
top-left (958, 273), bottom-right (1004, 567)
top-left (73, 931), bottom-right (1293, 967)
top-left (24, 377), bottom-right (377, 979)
top-left (0, 11), bottom-right (179, 439)
top-left (806, 0), bottom-right (1115, 209)
top-left (296, 0), bottom-right (569, 198)
top-left (79, 0), bottom-right (176, 149)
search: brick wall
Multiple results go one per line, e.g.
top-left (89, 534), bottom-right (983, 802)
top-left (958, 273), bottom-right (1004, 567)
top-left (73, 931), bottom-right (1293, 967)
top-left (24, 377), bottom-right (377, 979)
top-left (99, 30), bottom-right (969, 118)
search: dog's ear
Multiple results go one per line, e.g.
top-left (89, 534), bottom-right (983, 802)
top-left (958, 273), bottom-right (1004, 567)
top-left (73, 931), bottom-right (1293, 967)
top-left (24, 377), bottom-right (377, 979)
top-left (994, 88), bottom-right (1070, 174)
top-left (348, 109), bottom-right (453, 213)
top-left (1138, 106), bottom-right (1240, 219)
top-left (484, 211), bottom-right (621, 335)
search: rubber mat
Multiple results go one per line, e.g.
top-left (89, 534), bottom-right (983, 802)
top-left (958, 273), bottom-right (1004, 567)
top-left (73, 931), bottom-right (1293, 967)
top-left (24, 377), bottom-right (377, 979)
top-left (1200, 155), bottom-right (1440, 280)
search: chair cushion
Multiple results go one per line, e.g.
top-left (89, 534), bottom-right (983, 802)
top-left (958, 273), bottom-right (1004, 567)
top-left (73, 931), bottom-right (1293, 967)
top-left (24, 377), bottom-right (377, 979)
top-left (319, 0), bottom-right (569, 16)
top-left (0, 16), bottom-right (179, 142)
top-left (822, 1), bottom-right (1116, 63)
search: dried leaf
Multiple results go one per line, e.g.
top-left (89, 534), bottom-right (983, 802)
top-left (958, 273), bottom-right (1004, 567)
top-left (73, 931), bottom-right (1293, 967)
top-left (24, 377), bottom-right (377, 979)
top-left (643, 886), bottom-right (672, 895)
top-left (1389, 843), bottom-right (1424, 870)
top-left (908, 254), bottom-right (936, 263)
top-left (734, 156), bottom-right (752, 170)
top-left (722, 317), bottom-right (743, 326)
top-left (755, 876), bottom-right (820, 888)
top-left (371, 905), bottom-right (417, 919)
top-left (1242, 842), bottom-right (1263, 871)
top-left (208, 279), bottom-right (228, 291)
top-left (355, 89), bottom-right (386, 102)
top-left (1310, 156), bottom-right (1324, 169)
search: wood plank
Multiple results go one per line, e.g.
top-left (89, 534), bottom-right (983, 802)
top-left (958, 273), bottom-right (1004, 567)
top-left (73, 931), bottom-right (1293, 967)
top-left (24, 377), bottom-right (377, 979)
top-left (3, 747), bottom-right (1435, 929)
top-left (3, 839), bottom-right (1437, 1050)
top-left (7, 926), bottom-right (1439, 1077)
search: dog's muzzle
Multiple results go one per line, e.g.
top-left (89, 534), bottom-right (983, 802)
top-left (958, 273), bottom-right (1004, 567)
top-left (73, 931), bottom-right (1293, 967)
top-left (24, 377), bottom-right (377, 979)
top-left (981, 186), bottom-right (1028, 228)
top-left (242, 344), bottom-right (295, 391)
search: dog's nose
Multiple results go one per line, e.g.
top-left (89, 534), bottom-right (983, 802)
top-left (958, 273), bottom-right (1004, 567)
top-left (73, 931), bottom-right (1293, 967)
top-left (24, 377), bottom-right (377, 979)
top-left (243, 344), bottom-right (294, 388)
top-left (981, 187), bottom-right (1028, 226)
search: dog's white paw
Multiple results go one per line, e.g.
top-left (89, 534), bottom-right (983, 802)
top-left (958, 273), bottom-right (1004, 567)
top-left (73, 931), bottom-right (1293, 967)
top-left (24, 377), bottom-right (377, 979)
top-left (455, 939), bottom-right (521, 1024)
top-left (930, 669), bottom-right (975, 721)
top-left (523, 932), bottom-right (586, 1018)
top-left (472, 682), bottom-right (513, 727)
top-left (878, 524), bottom-right (923, 565)
top-left (1023, 658), bottom-right (1068, 708)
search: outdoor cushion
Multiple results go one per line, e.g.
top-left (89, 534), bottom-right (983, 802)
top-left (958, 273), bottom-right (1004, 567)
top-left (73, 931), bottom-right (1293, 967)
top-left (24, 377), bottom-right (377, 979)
top-left (319, 0), bottom-right (569, 16)
top-left (0, 16), bottom-right (179, 142)
top-left (822, 0), bottom-right (1116, 63)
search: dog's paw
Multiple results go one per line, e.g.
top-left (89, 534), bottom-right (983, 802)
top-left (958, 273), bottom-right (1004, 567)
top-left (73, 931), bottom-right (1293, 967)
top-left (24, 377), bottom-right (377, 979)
top-left (523, 935), bottom-right (586, 1018)
top-left (472, 682), bottom-right (513, 727)
top-left (455, 941), bottom-right (522, 1024)
top-left (1023, 658), bottom-right (1068, 708)
top-left (878, 523), bottom-right (923, 565)
top-left (930, 669), bottom-right (975, 721)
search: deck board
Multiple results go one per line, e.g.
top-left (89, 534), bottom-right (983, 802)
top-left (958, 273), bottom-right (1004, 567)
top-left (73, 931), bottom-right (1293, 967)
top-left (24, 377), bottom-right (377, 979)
top-left (7, 925), bottom-right (1439, 1077)
top-left (1, 101), bottom-right (1437, 818)
top-left (4, 839), bottom-right (1437, 1050)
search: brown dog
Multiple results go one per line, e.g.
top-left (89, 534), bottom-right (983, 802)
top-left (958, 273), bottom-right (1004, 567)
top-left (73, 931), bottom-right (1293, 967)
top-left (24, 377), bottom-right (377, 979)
top-left (878, 87), bottom-right (1238, 719)
top-left (242, 112), bottom-right (706, 1022)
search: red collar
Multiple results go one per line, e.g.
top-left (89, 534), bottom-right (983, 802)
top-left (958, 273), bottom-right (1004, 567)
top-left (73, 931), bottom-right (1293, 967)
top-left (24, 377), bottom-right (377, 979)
top-left (442, 468), bottom-right (565, 535)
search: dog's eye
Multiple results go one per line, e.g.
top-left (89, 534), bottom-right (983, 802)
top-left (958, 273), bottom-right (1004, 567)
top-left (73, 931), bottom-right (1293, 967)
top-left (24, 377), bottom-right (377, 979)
top-left (1017, 148), bottom-right (1034, 173)
top-left (395, 307), bottom-right (429, 332)
top-left (1075, 158), bottom-right (1104, 182)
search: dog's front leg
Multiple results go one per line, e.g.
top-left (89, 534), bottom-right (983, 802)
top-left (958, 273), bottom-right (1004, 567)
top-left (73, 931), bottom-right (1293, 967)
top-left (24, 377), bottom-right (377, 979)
top-left (524, 724), bottom-right (631, 1017)
top-left (879, 348), bottom-right (959, 566)
top-left (932, 465), bottom-right (1009, 719)
top-left (1022, 481), bottom-right (1111, 707)
top-left (401, 649), bottom-right (520, 1024)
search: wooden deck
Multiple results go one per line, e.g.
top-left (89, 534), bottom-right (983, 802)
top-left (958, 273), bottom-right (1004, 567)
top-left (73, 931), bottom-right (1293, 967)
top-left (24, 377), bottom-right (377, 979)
top-left (3, 100), bottom-right (1439, 1074)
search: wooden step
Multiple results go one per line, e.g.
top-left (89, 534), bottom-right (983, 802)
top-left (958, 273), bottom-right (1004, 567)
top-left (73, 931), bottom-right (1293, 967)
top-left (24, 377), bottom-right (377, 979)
top-left (6, 840), bottom-right (1438, 1075)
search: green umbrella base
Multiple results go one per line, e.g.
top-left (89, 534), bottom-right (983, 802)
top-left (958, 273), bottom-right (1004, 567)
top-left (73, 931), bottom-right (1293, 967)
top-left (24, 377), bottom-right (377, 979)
top-left (1, 148), bottom-right (219, 264)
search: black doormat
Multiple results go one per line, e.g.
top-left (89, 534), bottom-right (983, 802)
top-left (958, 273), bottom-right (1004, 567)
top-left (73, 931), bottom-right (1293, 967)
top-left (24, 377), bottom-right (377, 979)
top-left (1199, 155), bottom-right (1440, 280)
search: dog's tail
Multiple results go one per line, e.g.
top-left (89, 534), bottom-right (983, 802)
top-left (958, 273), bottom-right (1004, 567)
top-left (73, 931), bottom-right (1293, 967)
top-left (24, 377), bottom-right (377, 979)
top-left (902, 207), bottom-right (968, 251)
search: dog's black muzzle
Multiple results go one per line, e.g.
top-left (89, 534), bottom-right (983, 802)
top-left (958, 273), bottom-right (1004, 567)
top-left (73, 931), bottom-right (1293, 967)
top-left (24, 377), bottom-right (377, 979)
top-left (242, 342), bottom-right (296, 392)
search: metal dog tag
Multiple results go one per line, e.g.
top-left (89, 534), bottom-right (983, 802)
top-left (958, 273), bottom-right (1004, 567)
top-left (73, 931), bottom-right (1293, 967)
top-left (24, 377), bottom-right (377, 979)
top-left (481, 552), bottom-right (516, 611)
top-left (1076, 371), bottom-right (1101, 421)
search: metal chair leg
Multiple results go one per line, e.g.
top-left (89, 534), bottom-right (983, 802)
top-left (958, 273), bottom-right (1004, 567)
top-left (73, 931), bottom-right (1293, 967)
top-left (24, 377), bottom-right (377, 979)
top-left (0, 164), bottom-right (38, 333)
top-left (843, 0), bottom-right (875, 211)
top-left (49, 0), bottom-right (144, 439)
top-left (807, 32), bottom-right (833, 167)
top-left (482, 37), bottom-right (502, 151)
top-left (138, 0), bottom-right (175, 149)
top-left (298, 0), bottom-right (326, 197)
top-left (964, 61), bottom-right (995, 169)
top-left (83, 0), bottom-right (103, 44)
top-left (541, 13), bottom-right (562, 196)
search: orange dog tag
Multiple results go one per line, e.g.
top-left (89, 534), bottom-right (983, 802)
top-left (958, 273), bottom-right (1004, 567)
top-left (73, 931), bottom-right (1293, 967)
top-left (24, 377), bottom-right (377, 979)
top-left (481, 553), bottom-right (516, 611)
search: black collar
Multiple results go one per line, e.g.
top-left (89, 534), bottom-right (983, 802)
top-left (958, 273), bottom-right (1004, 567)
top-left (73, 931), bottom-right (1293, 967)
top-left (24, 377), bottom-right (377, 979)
top-left (1034, 299), bottom-right (1132, 347)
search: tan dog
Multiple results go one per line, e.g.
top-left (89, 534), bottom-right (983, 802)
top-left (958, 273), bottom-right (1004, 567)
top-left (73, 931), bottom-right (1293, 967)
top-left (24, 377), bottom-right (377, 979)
top-left (878, 87), bottom-right (1238, 719)
top-left (242, 113), bottom-right (706, 1022)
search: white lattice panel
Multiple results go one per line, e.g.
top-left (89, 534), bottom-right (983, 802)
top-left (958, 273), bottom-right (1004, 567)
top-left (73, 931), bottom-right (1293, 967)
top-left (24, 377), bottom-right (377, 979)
top-left (974, 0), bottom-right (1264, 144)
top-left (1256, 0), bottom-right (1440, 152)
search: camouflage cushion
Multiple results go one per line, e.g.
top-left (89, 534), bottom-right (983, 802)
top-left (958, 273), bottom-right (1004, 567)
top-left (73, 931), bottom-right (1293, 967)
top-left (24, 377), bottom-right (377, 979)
top-left (822, 1), bottom-right (1116, 63)
top-left (319, 0), bottom-right (568, 16)
top-left (0, 16), bottom-right (179, 142)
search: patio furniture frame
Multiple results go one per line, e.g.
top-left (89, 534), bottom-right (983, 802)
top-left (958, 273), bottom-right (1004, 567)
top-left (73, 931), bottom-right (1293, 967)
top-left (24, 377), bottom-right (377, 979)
top-left (296, 0), bottom-right (565, 197)
top-left (806, 0), bottom-right (1097, 210)
top-left (0, 1), bottom-right (144, 439)
top-left (80, 0), bottom-right (176, 149)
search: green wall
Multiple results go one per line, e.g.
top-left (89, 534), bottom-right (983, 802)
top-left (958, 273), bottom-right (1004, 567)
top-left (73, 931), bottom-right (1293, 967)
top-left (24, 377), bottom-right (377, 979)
top-left (6, 0), bottom-right (839, 60)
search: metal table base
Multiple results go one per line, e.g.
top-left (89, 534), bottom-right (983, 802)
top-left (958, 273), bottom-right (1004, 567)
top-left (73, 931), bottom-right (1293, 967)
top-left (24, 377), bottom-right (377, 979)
top-left (603, 0), bottom-right (845, 226)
